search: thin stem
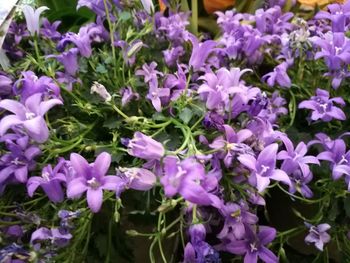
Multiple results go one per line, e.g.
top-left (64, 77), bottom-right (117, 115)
top-left (190, 0), bottom-right (198, 35)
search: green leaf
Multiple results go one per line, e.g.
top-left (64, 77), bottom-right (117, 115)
top-left (96, 64), bottom-right (108, 74)
top-left (179, 107), bottom-right (193, 124)
top-left (119, 11), bottom-right (131, 21)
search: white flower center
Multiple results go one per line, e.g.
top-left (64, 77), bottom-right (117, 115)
top-left (87, 177), bottom-right (100, 189)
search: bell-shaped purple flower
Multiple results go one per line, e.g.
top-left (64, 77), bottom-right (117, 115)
top-left (27, 160), bottom-right (67, 203)
top-left (127, 132), bottom-right (165, 161)
top-left (298, 88), bottom-right (346, 122)
top-left (262, 62), bottom-right (291, 88)
top-left (188, 34), bottom-right (217, 71)
top-left (66, 152), bottom-right (121, 213)
top-left (0, 93), bottom-right (63, 143)
top-left (238, 143), bottom-right (291, 192)
top-left (117, 167), bottom-right (156, 191)
top-left (136, 62), bottom-right (163, 90)
top-left (315, 1), bottom-right (350, 32)
top-left (304, 223), bottom-right (331, 251)
top-left (40, 18), bottom-right (61, 41)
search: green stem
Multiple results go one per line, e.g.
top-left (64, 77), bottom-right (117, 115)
top-left (190, 0), bottom-right (198, 35)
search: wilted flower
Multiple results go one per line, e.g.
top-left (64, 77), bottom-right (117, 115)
top-left (140, 0), bottom-right (154, 14)
top-left (90, 81), bottom-right (112, 102)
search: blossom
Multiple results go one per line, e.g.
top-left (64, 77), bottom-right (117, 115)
top-left (262, 62), bottom-right (291, 88)
top-left (30, 227), bottom-right (72, 250)
top-left (116, 167), bottom-right (156, 191)
top-left (40, 18), bottom-right (61, 40)
top-left (188, 35), bottom-right (217, 71)
top-left (304, 223), bottom-right (331, 251)
top-left (22, 5), bottom-right (49, 36)
top-left (238, 143), bottom-right (291, 192)
top-left (135, 62), bottom-right (163, 90)
top-left (90, 82), bottom-right (112, 102)
top-left (0, 135), bottom-right (41, 184)
top-left (127, 132), bottom-right (164, 160)
top-left (277, 137), bottom-right (319, 176)
top-left (0, 93), bottom-right (63, 143)
top-left (226, 225), bottom-right (278, 263)
top-left (209, 125), bottom-right (252, 168)
top-left (27, 160), bottom-right (67, 203)
top-left (298, 88), bottom-right (346, 122)
top-left (13, 71), bottom-right (60, 102)
top-left (49, 48), bottom-right (79, 76)
top-left (120, 87), bottom-right (140, 107)
top-left (146, 86), bottom-right (170, 112)
top-left (66, 152), bottom-right (121, 213)
top-left (160, 156), bottom-right (220, 207)
top-left (315, 1), bottom-right (350, 32)
top-left (140, 0), bottom-right (154, 14)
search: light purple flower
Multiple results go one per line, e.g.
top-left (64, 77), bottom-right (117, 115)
top-left (188, 34), bottom-right (217, 71)
top-left (31, 227), bottom-right (72, 250)
top-left (304, 223), bottom-right (331, 251)
top-left (49, 48), bottom-right (79, 76)
top-left (136, 62), bottom-right (163, 90)
top-left (120, 87), bottom-right (140, 107)
top-left (13, 71), bottom-right (60, 102)
top-left (27, 160), bottom-right (67, 203)
top-left (0, 93), bottom-right (63, 143)
top-left (146, 86), bottom-right (170, 112)
top-left (127, 132), bottom-right (164, 160)
top-left (315, 1), bottom-right (350, 32)
top-left (277, 137), bottom-right (319, 177)
top-left (160, 156), bottom-right (220, 207)
top-left (238, 143), bottom-right (291, 192)
top-left (226, 225), bottom-right (278, 263)
top-left (209, 125), bottom-right (252, 168)
top-left (22, 5), bottom-right (49, 36)
top-left (262, 62), bottom-right (291, 88)
top-left (67, 152), bottom-right (121, 213)
top-left (117, 167), bottom-right (156, 191)
top-left (298, 88), bottom-right (346, 122)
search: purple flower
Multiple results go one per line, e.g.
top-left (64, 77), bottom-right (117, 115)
top-left (49, 48), bottom-right (79, 76)
top-left (117, 167), bottom-right (156, 191)
top-left (163, 46), bottom-right (185, 66)
top-left (238, 143), bottom-right (291, 192)
top-left (226, 225), bottom-right (278, 263)
top-left (188, 35), bottom-right (217, 71)
top-left (262, 62), bottom-right (291, 88)
top-left (311, 32), bottom-right (350, 72)
top-left (0, 135), bottom-right (40, 184)
top-left (289, 170), bottom-right (314, 198)
top-left (160, 156), bottom-right (220, 207)
top-left (8, 22), bottom-right (30, 44)
top-left (127, 132), bottom-right (165, 160)
top-left (217, 202), bottom-right (258, 240)
top-left (209, 125), bottom-right (252, 168)
top-left (147, 86), bottom-right (170, 112)
top-left (0, 93), bottom-right (63, 143)
top-left (0, 73), bottom-right (13, 97)
top-left (13, 71), bottom-right (60, 102)
top-left (136, 62), bottom-right (163, 90)
top-left (298, 88), bottom-right (346, 122)
top-left (22, 5), bottom-right (49, 36)
top-left (58, 22), bottom-right (108, 58)
top-left (27, 160), bottom-right (67, 203)
top-left (30, 227), bottom-right (72, 250)
top-left (304, 223), bottom-right (331, 251)
top-left (317, 139), bottom-right (350, 181)
top-left (315, 2), bottom-right (350, 32)
top-left (120, 87), bottom-right (139, 107)
top-left (40, 18), bottom-right (61, 41)
top-left (277, 137), bottom-right (319, 176)
top-left (67, 152), bottom-right (121, 213)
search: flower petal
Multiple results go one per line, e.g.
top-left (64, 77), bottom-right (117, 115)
top-left (87, 188), bottom-right (103, 213)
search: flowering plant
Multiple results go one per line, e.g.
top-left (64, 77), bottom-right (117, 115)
top-left (0, 0), bottom-right (350, 262)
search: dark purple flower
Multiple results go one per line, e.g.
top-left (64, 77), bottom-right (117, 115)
top-left (41, 18), bottom-right (61, 41)
top-left (0, 135), bottom-right (41, 184)
top-left (217, 202), bottom-right (258, 240)
top-left (120, 87), bottom-right (139, 107)
top-left (298, 88), bottom-right (346, 122)
top-left (0, 73), bottom-right (13, 97)
top-left (127, 132), bottom-right (164, 160)
top-left (238, 143), bottom-right (291, 192)
top-left (67, 152), bottom-right (121, 213)
top-left (27, 160), bottom-right (67, 203)
top-left (0, 93), bottom-right (63, 143)
top-left (30, 227), bottom-right (72, 250)
top-left (226, 225), bottom-right (278, 263)
top-left (0, 243), bottom-right (30, 263)
top-left (304, 223), bottom-right (331, 251)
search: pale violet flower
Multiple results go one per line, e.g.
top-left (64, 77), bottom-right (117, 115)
top-left (140, 0), bottom-right (154, 14)
top-left (22, 5), bottom-right (49, 36)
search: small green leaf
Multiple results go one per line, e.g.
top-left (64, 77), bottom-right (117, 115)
top-left (96, 64), bottom-right (107, 74)
top-left (119, 11), bottom-right (131, 21)
top-left (179, 107), bottom-right (193, 124)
